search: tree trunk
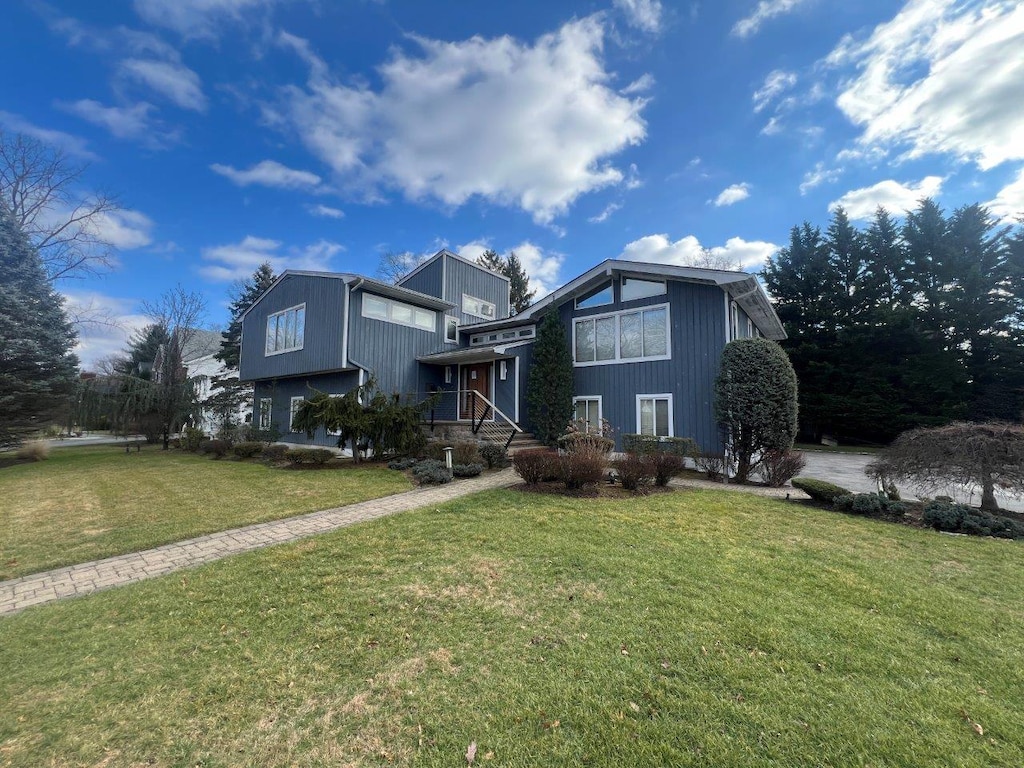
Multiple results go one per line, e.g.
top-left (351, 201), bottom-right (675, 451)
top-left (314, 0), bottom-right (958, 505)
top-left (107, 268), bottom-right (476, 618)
top-left (980, 475), bottom-right (999, 512)
top-left (162, 428), bottom-right (170, 451)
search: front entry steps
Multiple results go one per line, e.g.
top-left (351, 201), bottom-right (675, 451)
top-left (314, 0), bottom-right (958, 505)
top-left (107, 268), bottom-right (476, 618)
top-left (507, 431), bottom-right (545, 454)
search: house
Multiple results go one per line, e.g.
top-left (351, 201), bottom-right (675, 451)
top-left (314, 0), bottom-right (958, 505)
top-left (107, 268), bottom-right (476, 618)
top-left (238, 249), bottom-right (785, 452)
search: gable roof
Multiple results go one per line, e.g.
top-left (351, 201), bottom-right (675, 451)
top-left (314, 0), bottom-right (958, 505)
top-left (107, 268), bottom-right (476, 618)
top-left (397, 248), bottom-right (511, 288)
top-left (464, 260), bottom-right (787, 340)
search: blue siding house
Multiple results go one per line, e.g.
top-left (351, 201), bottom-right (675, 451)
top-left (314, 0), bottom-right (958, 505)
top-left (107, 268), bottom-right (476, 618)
top-left (239, 249), bottom-right (785, 452)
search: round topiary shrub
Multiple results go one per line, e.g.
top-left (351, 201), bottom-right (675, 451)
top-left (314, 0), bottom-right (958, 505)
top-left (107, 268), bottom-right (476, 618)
top-left (452, 463), bottom-right (484, 478)
top-left (791, 477), bottom-right (851, 504)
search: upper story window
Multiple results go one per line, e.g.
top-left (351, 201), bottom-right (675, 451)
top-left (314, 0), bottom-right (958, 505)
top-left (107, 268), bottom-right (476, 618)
top-left (470, 326), bottom-right (534, 346)
top-left (576, 281), bottom-right (613, 309)
top-left (266, 304), bottom-right (305, 355)
top-left (445, 316), bottom-right (459, 343)
top-left (573, 304), bottom-right (669, 366)
top-left (362, 293), bottom-right (436, 331)
top-left (462, 294), bottom-right (496, 319)
top-left (730, 302), bottom-right (740, 341)
top-left (621, 277), bottom-right (666, 302)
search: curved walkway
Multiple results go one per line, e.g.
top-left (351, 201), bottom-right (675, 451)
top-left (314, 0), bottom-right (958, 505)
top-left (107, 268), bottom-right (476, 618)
top-left (0, 468), bottom-right (518, 616)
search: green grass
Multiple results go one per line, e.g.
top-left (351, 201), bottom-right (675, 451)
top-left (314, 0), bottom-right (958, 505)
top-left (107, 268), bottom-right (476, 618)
top-left (1, 489), bottom-right (1022, 767)
top-left (0, 446), bottom-right (411, 579)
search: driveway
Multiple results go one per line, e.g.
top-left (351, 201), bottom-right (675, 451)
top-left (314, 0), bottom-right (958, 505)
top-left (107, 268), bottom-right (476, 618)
top-left (800, 450), bottom-right (1023, 512)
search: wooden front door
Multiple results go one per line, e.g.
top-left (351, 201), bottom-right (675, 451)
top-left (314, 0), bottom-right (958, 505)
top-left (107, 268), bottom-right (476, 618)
top-left (460, 362), bottom-right (492, 420)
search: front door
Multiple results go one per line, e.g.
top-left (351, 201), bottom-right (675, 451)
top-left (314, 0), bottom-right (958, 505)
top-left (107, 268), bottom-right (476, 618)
top-left (460, 362), bottom-right (492, 420)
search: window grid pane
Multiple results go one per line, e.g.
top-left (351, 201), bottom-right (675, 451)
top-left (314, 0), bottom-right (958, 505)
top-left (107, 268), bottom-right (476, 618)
top-left (575, 319), bottom-right (595, 362)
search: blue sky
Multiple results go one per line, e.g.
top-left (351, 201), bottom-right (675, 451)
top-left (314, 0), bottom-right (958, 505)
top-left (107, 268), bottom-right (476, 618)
top-left (3, 0), bottom-right (1023, 368)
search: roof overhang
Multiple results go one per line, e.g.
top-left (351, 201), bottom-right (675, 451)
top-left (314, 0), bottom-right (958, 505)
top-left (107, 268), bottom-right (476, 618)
top-left (350, 276), bottom-right (453, 310)
top-left (417, 343), bottom-right (524, 365)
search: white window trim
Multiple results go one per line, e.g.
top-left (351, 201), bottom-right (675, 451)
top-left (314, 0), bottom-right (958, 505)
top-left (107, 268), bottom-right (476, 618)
top-left (636, 393), bottom-right (674, 438)
top-left (444, 315), bottom-right (459, 344)
top-left (620, 277), bottom-right (667, 303)
top-left (265, 303), bottom-right (305, 357)
top-left (573, 395), bottom-right (603, 433)
top-left (289, 396), bottom-right (304, 432)
top-left (259, 397), bottom-right (272, 429)
top-left (471, 325), bottom-right (534, 346)
top-left (462, 292), bottom-right (496, 320)
top-left (730, 301), bottom-right (740, 342)
top-left (361, 293), bottom-right (436, 332)
top-left (444, 365), bottom-right (452, 384)
top-left (572, 302), bottom-right (671, 367)
top-left (746, 317), bottom-right (754, 338)
top-left (499, 360), bottom-right (508, 380)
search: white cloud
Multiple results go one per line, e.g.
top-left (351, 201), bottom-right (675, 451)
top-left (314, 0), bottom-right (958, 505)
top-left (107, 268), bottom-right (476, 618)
top-left (133, 0), bottom-right (275, 38)
top-left (732, 0), bottom-right (810, 39)
top-left (0, 111), bottom-right (96, 160)
top-left (456, 239), bottom-right (564, 297)
top-left (200, 235), bottom-right (343, 280)
top-left (614, 0), bottom-right (664, 34)
top-left (61, 290), bottom-right (149, 370)
top-left (712, 183), bottom-right (751, 206)
top-left (828, 0), bottom-right (1024, 171)
top-left (588, 202), bottom-right (622, 222)
top-left (799, 161), bottom-right (842, 194)
top-left (752, 69), bottom-right (797, 113)
top-left (276, 17), bottom-right (648, 224)
top-left (210, 159), bottom-right (323, 190)
top-left (760, 115), bottom-right (783, 135)
top-left (307, 203), bottom-right (345, 219)
top-left (59, 99), bottom-right (170, 145)
top-left (621, 73), bottom-right (655, 95)
top-left (119, 59), bottom-right (207, 111)
top-left (987, 166), bottom-right (1024, 223)
top-left (620, 233), bottom-right (778, 270)
top-left (87, 209), bottom-right (155, 249)
top-left (828, 175), bottom-right (944, 220)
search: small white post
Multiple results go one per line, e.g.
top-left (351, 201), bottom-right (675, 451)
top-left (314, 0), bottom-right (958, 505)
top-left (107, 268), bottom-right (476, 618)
top-left (443, 446), bottom-right (453, 470)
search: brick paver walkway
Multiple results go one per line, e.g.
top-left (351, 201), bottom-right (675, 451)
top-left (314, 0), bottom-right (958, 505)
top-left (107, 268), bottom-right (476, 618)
top-left (1, 468), bottom-right (518, 616)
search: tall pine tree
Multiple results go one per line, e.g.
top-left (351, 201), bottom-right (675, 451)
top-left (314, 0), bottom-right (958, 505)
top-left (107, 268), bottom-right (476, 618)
top-left (526, 312), bottom-right (574, 445)
top-left (476, 249), bottom-right (536, 314)
top-left (0, 203), bottom-right (78, 446)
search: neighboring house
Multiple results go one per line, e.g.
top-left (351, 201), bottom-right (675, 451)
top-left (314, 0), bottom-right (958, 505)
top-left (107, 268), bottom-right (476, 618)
top-left (155, 329), bottom-right (244, 435)
top-left (238, 249), bottom-right (785, 451)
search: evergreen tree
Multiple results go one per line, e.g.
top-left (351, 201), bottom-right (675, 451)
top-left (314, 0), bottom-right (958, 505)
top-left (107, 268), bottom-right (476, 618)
top-left (0, 203), bottom-right (78, 446)
top-left (526, 312), bottom-right (574, 445)
top-left (476, 249), bottom-right (536, 314)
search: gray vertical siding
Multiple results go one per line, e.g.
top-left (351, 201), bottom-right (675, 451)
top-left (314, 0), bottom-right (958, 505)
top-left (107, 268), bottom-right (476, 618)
top-left (253, 370), bottom-right (360, 447)
top-left (557, 280), bottom-right (728, 452)
top-left (397, 257), bottom-right (444, 299)
top-left (444, 253), bottom-right (511, 324)
top-left (240, 274), bottom-right (346, 381)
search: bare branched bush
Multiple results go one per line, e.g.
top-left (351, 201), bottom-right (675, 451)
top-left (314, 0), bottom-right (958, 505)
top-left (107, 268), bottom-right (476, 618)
top-left (868, 422), bottom-right (1024, 512)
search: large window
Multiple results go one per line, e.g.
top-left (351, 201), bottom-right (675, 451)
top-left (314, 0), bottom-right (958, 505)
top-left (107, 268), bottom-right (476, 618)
top-left (573, 396), bottom-right (602, 434)
top-left (576, 281), bottom-right (613, 309)
top-left (265, 304), bottom-right (305, 355)
top-left (637, 394), bottom-right (673, 437)
top-left (362, 293), bottom-right (435, 331)
top-left (462, 294), bottom-right (496, 319)
top-left (621, 277), bottom-right (666, 302)
top-left (573, 304), bottom-right (669, 365)
top-left (259, 398), bottom-right (272, 429)
top-left (289, 396), bottom-right (304, 432)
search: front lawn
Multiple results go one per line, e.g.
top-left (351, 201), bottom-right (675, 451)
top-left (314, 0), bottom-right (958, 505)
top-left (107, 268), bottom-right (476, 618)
top-left (0, 446), bottom-right (411, 579)
top-left (1, 488), bottom-right (1021, 766)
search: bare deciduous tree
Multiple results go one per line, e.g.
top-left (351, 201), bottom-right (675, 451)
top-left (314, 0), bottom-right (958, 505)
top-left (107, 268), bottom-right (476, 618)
top-left (0, 130), bottom-right (121, 281)
top-left (868, 422), bottom-right (1024, 512)
top-left (376, 250), bottom-right (423, 284)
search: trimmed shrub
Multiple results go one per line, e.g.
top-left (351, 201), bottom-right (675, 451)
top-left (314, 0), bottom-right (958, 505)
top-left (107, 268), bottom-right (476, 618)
top-left (513, 449), bottom-right (556, 485)
top-left (200, 439), bottom-right (230, 459)
top-left (179, 426), bottom-right (205, 453)
top-left (412, 459), bottom-right (452, 485)
top-left (923, 500), bottom-right (1024, 539)
top-left (650, 453), bottom-right (687, 486)
top-left (452, 463), bottom-right (484, 478)
top-left (833, 493), bottom-right (907, 518)
top-left (612, 453), bottom-right (654, 491)
top-left (791, 477), bottom-right (851, 504)
top-left (262, 444), bottom-right (289, 463)
top-left (558, 446), bottom-right (607, 490)
top-left (16, 440), bottom-right (50, 461)
top-left (758, 449), bottom-right (807, 488)
top-left (388, 457), bottom-right (418, 471)
top-left (621, 434), bottom-right (698, 458)
top-left (452, 441), bottom-right (481, 466)
top-left (232, 441), bottom-right (265, 459)
top-left (286, 448), bottom-right (335, 465)
top-left (421, 442), bottom-right (448, 461)
top-left (695, 452), bottom-right (730, 481)
top-left (557, 432), bottom-right (614, 454)
top-left (479, 442), bottom-right (510, 469)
